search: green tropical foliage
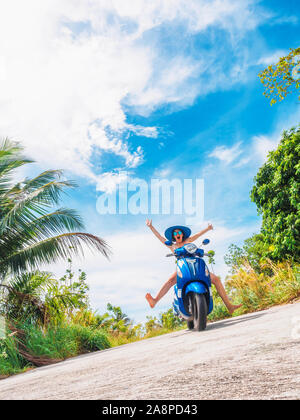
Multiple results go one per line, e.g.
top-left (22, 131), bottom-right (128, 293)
top-left (224, 233), bottom-right (270, 274)
top-left (105, 303), bottom-right (131, 332)
top-left (160, 308), bottom-right (185, 330)
top-left (144, 308), bottom-right (185, 336)
top-left (0, 262), bottom-right (91, 326)
top-left (23, 323), bottom-right (111, 358)
top-left (250, 126), bottom-right (300, 261)
top-left (0, 322), bottom-right (111, 376)
top-left (259, 46), bottom-right (300, 105)
top-left (0, 333), bottom-right (28, 377)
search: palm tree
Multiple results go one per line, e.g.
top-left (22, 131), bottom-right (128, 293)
top-left (106, 303), bottom-right (131, 331)
top-left (0, 270), bottom-right (89, 326)
top-left (0, 138), bottom-right (111, 276)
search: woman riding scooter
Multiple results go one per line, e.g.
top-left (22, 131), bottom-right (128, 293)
top-left (145, 220), bottom-right (241, 314)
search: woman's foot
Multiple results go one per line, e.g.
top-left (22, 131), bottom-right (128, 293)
top-left (228, 303), bottom-right (242, 314)
top-left (145, 293), bottom-right (156, 308)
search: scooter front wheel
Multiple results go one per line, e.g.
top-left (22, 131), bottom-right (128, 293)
top-left (186, 293), bottom-right (194, 330)
top-left (193, 293), bottom-right (207, 331)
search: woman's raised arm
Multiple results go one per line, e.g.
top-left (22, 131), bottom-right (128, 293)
top-left (189, 223), bottom-right (213, 242)
top-left (146, 219), bottom-right (168, 246)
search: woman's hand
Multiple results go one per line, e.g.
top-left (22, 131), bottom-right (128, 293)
top-left (146, 219), bottom-right (152, 228)
top-left (189, 223), bottom-right (213, 242)
top-left (146, 219), bottom-right (166, 244)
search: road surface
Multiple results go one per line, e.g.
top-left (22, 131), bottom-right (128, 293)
top-left (0, 302), bottom-right (299, 400)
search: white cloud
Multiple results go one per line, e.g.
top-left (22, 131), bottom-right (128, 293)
top-left (128, 125), bottom-right (158, 139)
top-left (0, 0), bottom-right (266, 185)
top-left (257, 49), bottom-right (287, 66)
top-left (96, 170), bottom-right (130, 193)
top-left (208, 142), bottom-right (243, 164)
top-left (208, 135), bottom-right (278, 169)
top-left (252, 134), bottom-right (279, 161)
top-left (251, 109), bottom-right (300, 163)
top-left (209, 107), bottom-right (300, 169)
top-left (89, 123), bottom-right (144, 169)
top-left (153, 167), bottom-right (172, 178)
top-left (233, 156), bottom-right (251, 168)
top-left (271, 15), bottom-right (298, 26)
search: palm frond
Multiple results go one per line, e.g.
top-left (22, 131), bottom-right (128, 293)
top-left (0, 232), bottom-right (111, 274)
top-left (22, 170), bottom-right (77, 191)
top-left (0, 209), bottom-right (85, 261)
top-left (0, 138), bottom-right (32, 195)
top-left (0, 179), bottom-right (79, 233)
top-left (7, 271), bottom-right (54, 296)
top-left (0, 138), bottom-right (111, 278)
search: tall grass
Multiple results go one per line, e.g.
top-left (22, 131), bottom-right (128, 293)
top-left (226, 260), bottom-right (300, 313)
top-left (23, 323), bottom-right (111, 358)
top-left (208, 260), bottom-right (299, 322)
top-left (0, 322), bottom-right (111, 377)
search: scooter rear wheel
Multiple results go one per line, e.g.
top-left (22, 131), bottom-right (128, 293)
top-left (193, 293), bottom-right (207, 331)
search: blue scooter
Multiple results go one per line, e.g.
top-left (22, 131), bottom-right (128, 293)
top-left (167, 239), bottom-right (213, 331)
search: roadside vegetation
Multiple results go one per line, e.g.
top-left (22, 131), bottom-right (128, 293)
top-left (0, 261), bottom-right (185, 377)
top-left (209, 124), bottom-right (300, 321)
top-left (1, 51), bottom-right (300, 378)
top-left (0, 140), bottom-right (111, 377)
top-left (0, 139), bottom-right (184, 378)
top-left (209, 49), bottom-right (300, 320)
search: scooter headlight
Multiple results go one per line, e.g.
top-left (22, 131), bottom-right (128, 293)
top-left (184, 243), bottom-right (197, 254)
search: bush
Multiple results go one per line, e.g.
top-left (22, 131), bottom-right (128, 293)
top-left (160, 308), bottom-right (185, 330)
top-left (0, 335), bottom-right (28, 376)
top-left (23, 324), bottom-right (78, 359)
top-left (69, 324), bottom-right (111, 352)
top-left (13, 323), bottom-right (110, 362)
top-left (0, 322), bottom-right (111, 377)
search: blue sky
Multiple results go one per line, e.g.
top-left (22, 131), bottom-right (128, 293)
top-left (0, 0), bottom-right (299, 323)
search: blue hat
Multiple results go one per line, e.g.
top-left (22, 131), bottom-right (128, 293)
top-left (164, 225), bottom-right (191, 243)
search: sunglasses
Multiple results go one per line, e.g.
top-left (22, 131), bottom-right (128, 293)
top-left (173, 231), bottom-right (183, 237)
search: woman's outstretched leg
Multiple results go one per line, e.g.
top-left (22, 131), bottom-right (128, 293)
top-left (146, 272), bottom-right (177, 308)
top-left (210, 273), bottom-right (241, 314)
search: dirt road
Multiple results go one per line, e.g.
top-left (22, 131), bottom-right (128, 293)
top-left (0, 302), bottom-right (299, 400)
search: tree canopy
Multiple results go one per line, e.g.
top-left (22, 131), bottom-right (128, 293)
top-left (259, 46), bottom-right (300, 105)
top-left (250, 126), bottom-right (300, 261)
top-left (224, 233), bottom-right (270, 273)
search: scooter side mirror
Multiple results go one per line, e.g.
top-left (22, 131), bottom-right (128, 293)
top-left (202, 239), bottom-right (210, 245)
